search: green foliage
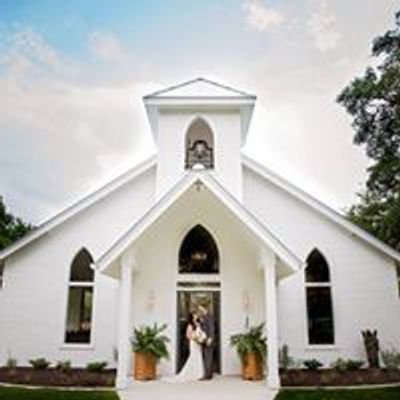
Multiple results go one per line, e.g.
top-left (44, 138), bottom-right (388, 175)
top-left (86, 361), bottom-right (108, 373)
top-left (303, 359), bottom-right (323, 371)
top-left (276, 386), bottom-right (400, 400)
top-left (5, 357), bottom-right (17, 369)
top-left (29, 358), bottom-right (51, 370)
top-left (279, 344), bottom-right (294, 370)
top-left (0, 386), bottom-right (119, 400)
top-left (230, 323), bottom-right (267, 361)
top-left (331, 358), bottom-right (363, 371)
top-left (130, 323), bottom-right (170, 362)
top-left (381, 347), bottom-right (400, 370)
top-left (55, 360), bottom-right (72, 373)
top-left (345, 359), bottom-right (364, 370)
top-left (0, 197), bottom-right (33, 251)
top-left (337, 10), bottom-right (400, 250)
top-left (330, 357), bottom-right (347, 371)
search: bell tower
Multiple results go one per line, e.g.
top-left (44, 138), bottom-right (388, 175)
top-left (143, 78), bottom-right (256, 201)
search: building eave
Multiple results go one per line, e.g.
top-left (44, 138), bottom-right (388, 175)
top-left (143, 77), bottom-right (256, 99)
top-left (242, 153), bottom-right (400, 264)
top-left (143, 96), bottom-right (256, 108)
top-left (95, 172), bottom-right (302, 277)
top-left (0, 155), bottom-right (157, 261)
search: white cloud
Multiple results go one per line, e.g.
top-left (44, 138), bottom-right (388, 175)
top-left (307, 1), bottom-right (341, 52)
top-left (88, 31), bottom-right (126, 63)
top-left (242, 0), bottom-right (285, 31)
top-left (0, 28), bottom-right (153, 223)
top-left (0, 27), bottom-right (74, 75)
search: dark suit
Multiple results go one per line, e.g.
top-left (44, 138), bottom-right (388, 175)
top-left (200, 313), bottom-right (215, 379)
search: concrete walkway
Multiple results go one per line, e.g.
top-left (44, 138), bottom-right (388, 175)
top-left (118, 376), bottom-right (278, 400)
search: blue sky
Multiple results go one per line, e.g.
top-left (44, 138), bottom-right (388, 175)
top-left (0, 0), bottom-right (399, 223)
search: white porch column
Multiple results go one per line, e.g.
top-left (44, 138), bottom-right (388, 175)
top-left (116, 254), bottom-right (133, 390)
top-left (264, 257), bottom-right (280, 389)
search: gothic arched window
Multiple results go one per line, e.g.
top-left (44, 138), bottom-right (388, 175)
top-left (179, 225), bottom-right (219, 274)
top-left (185, 118), bottom-right (214, 170)
top-left (65, 248), bottom-right (95, 344)
top-left (305, 249), bottom-right (334, 345)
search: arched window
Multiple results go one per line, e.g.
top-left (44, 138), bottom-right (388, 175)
top-left (185, 118), bottom-right (214, 170)
top-left (305, 249), bottom-right (334, 345)
top-left (65, 248), bottom-right (94, 344)
top-left (179, 225), bottom-right (219, 274)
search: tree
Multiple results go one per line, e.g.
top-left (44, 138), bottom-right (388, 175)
top-left (337, 10), bottom-right (400, 250)
top-left (0, 197), bottom-right (33, 250)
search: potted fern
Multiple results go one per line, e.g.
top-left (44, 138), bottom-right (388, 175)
top-left (131, 323), bottom-right (170, 380)
top-left (230, 323), bottom-right (267, 380)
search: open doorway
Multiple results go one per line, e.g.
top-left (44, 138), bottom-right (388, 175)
top-left (176, 290), bottom-right (221, 374)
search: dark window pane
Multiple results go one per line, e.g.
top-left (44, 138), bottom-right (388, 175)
top-left (70, 248), bottom-right (94, 282)
top-left (305, 249), bottom-right (330, 283)
top-left (179, 225), bottom-right (219, 274)
top-left (306, 287), bottom-right (334, 345)
top-left (65, 287), bottom-right (93, 344)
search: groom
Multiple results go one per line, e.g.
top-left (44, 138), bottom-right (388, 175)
top-left (198, 305), bottom-right (215, 380)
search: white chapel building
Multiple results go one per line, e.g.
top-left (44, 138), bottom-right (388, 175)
top-left (1, 78), bottom-right (400, 389)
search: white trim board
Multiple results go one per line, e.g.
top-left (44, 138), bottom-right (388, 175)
top-left (0, 155), bottom-right (157, 261)
top-left (143, 77), bottom-right (256, 99)
top-left (95, 172), bottom-right (302, 277)
top-left (242, 153), bottom-right (400, 263)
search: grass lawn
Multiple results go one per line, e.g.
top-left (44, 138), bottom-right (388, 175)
top-left (0, 386), bottom-right (119, 400)
top-left (276, 386), bottom-right (400, 400)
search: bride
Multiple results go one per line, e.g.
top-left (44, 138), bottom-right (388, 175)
top-left (170, 312), bottom-right (205, 382)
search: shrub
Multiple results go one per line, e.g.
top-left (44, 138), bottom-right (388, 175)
top-left (5, 358), bottom-right (17, 369)
top-left (86, 361), bottom-right (108, 373)
top-left (331, 358), bottom-right (347, 372)
top-left (303, 359), bottom-right (323, 370)
top-left (279, 344), bottom-right (294, 370)
top-left (55, 360), bottom-right (72, 373)
top-left (381, 347), bottom-right (400, 370)
top-left (345, 359), bottom-right (364, 370)
top-left (131, 323), bottom-right (170, 362)
top-left (331, 358), bottom-right (364, 371)
top-left (29, 358), bottom-right (51, 370)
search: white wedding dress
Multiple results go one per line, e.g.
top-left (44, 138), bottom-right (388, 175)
top-left (170, 327), bottom-right (204, 382)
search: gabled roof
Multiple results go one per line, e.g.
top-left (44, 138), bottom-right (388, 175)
top-left (95, 172), bottom-right (302, 277)
top-left (0, 155), bottom-right (157, 261)
top-left (143, 78), bottom-right (256, 146)
top-left (242, 153), bottom-right (400, 263)
top-left (144, 77), bottom-right (256, 99)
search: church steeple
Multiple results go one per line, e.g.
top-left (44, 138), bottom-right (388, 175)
top-left (143, 78), bottom-right (256, 200)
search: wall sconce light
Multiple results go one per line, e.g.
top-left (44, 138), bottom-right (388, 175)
top-left (147, 290), bottom-right (155, 312)
top-left (242, 289), bottom-right (251, 313)
top-left (242, 289), bottom-right (251, 330)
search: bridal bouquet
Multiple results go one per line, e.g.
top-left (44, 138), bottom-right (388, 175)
top-left (193, 327), bottom-right (207, 345)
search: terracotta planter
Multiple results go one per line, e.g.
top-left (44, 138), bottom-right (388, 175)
top-left (133, 352), bottom-right (157, 381)
top-left (241, 352), bottom-right (264, 381)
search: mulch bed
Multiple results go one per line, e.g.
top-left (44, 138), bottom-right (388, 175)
top-left (281, 368), bottom-right (400, 387)
top-left (0, 367), bottom-right (116, 387)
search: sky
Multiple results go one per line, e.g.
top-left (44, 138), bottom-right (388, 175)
top-left (0, 0), bottom-right (399, 224)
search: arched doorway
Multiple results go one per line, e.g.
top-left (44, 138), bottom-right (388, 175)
top-left (176, 225), bottom-right (221, 374)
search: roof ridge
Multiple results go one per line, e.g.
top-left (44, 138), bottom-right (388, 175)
top-left (242, 153), bottom-right (400, 263)
top-left (0, 154), bottom-right (157, 261)
top-left (96, 171), bottom-right (301, 275)
top-left (143, 77), bottom-right (255, 98)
